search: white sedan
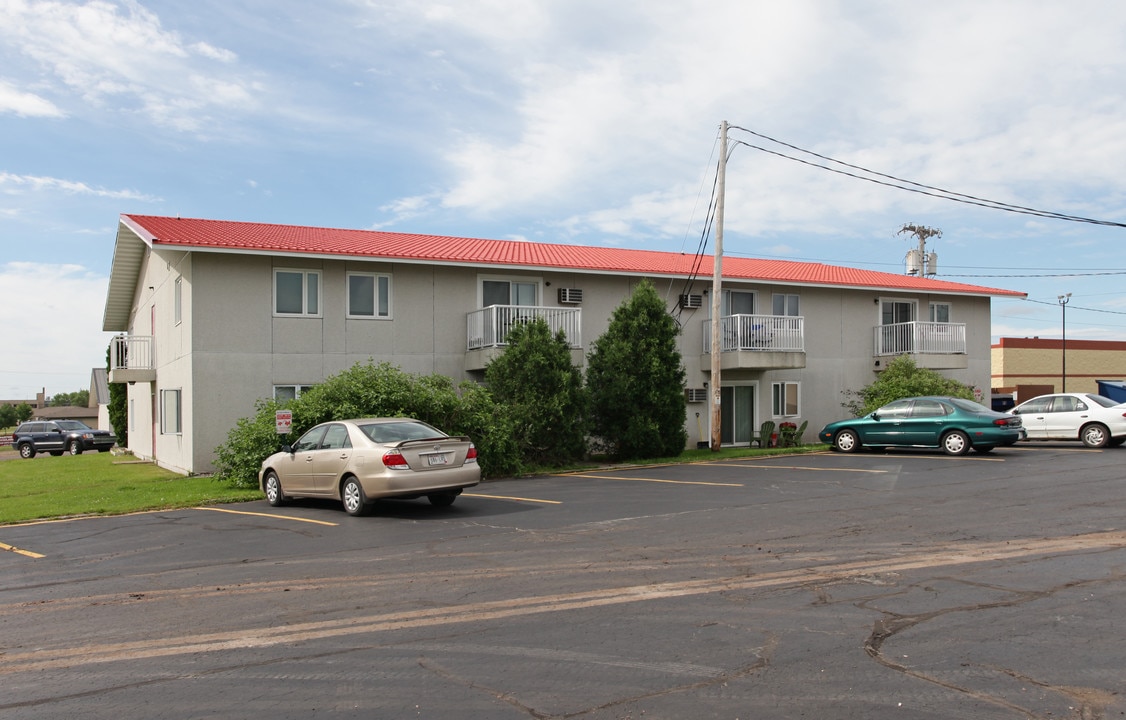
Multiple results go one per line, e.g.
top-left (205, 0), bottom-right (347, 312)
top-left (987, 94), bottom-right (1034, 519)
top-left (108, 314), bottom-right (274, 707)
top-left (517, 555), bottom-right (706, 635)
top-left (1010, 393), bottom-right (1126, 448)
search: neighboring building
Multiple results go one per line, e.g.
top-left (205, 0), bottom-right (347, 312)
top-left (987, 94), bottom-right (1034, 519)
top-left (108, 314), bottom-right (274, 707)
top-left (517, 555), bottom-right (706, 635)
top-left (992, 337), bottom-right (1126, 400)
top-left (91, 368), bottom-right (112, 431)
top-left (102, 214), bottom-right (1025, 475)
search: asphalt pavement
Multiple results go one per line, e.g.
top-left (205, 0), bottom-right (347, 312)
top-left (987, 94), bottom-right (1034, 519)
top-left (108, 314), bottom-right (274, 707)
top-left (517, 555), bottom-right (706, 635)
top-left (1, 444), bottom-right (1123, 719)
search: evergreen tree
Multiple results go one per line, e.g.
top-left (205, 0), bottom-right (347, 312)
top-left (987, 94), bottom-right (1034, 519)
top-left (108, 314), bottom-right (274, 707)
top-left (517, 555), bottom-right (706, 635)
top-left (485, 317), bottom-right (588, 466)
top-left (586, 279), bottom-right (687, 460)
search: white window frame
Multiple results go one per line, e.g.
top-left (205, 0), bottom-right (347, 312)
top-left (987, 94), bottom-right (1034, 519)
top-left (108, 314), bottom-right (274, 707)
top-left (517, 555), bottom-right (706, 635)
top-left (160, 388), bottom-right (182, 435)
top-left (771, 381), bottom-right (800, 418)
top-left (274, 385), bottom-right (315, 403)
top-left (772, 293), bottom-right (799, 316)
top-left (478, 275), bottom-right (540, 308)
top-left (929, 302), bottom-right (951, 323)
top-left (173, 276), bottom-right (182, 326)
top-left (347, 272), bottom-right (392, 319)
top-left (273, 269), bottom-right (322, 317)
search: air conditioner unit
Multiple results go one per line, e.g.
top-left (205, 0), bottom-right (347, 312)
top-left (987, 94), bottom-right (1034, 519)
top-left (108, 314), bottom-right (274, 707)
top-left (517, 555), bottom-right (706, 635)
top-left (685, 388), bottom-right (708, 403)
top-left (558, 288), bottom-right (583, 304)
top-left (679, 294), bottom-right (703, 309)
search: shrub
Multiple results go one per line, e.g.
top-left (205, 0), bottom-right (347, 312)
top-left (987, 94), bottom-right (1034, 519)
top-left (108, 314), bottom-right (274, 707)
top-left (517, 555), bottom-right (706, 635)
top-left (485, 317), bottom-right (588, 466)
top-left (841, 355), bottom-right (976, 416)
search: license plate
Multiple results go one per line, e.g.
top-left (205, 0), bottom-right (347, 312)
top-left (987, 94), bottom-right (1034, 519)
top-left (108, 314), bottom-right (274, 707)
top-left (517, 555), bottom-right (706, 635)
top-left (427, 454), bottom-right (449, 466)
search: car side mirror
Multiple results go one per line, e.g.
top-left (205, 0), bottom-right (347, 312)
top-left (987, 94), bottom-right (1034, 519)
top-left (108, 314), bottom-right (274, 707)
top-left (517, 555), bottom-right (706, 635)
top-left (870, 412), bottom-right (880, 421)
top-left (281, 444), bottom-right (294, 455)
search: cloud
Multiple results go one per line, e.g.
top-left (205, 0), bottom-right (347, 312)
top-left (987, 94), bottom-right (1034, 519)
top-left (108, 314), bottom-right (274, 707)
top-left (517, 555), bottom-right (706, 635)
top-left (0, 172), bottom-right (160, 202)
top-left (0, 262), bottom-right (115, 398)
top-left (0, 0), bottom-right (258, 132)
top-left (0, 79), bottom-right (65, 117)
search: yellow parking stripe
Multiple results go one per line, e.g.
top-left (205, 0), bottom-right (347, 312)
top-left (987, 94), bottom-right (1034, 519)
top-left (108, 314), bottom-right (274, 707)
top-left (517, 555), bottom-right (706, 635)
top-left (563, 473), bottom-right (742, 487)
top-left (194, 507), bottom-right (339, 526)
top-left (0, 541), bottom-right (45, 559)
top-left (464, 493), bottom-right (562, 505)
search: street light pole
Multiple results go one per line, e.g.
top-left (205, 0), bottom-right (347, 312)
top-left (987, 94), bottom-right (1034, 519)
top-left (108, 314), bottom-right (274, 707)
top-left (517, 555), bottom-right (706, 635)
top-left (1058, 293), bottom-right (1071, 392)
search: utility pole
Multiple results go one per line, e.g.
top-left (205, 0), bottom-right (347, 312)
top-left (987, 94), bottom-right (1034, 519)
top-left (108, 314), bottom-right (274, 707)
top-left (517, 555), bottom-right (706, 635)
top-left (710, 121), bottom-right (727, 451)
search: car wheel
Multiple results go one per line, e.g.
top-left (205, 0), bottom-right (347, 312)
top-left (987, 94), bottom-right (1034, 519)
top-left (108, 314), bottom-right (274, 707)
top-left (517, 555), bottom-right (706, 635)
top-left (263, 470), bottom-right (286, 507)
top-left (1080, 423), bottom-right (1109, 448)
top-left (18, 443), bottom-right (36, 459)
top-left (833, 429), bottom-right (860, 453)
top-left (68, 440), bottom-right (83, 455)
top-left (341, 477), bottom-right (369, 516)
top-left (942, 430), bottom-right (971, 456)
top-left (428, 491), bottom-right (458, 507)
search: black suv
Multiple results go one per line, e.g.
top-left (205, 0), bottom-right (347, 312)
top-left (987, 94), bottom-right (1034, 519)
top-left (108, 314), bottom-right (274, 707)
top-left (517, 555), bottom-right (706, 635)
top-left (12, 420), bottom-right (116, 459)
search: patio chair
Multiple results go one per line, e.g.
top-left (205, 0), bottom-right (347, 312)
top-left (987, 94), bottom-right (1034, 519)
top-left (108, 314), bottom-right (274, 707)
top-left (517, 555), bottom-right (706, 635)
top-left (752, 420), bottom-right (775, 448)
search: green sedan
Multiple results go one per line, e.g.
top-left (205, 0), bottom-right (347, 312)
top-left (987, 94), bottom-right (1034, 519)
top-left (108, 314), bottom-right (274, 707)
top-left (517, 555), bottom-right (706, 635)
top-left (819, 396), bottom-right (1026, 456)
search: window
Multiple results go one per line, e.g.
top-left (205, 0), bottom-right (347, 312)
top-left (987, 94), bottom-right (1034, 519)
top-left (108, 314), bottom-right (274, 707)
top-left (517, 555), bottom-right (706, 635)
top-left (772, 293), bottom-right (799, 316)
top-left (161, 389), bottom-right (182, 434)
top-left (909, 399), bottom-right (950, 418)
top-left (482, 278), bottom-right (537, 307)
top-left (174, 276), bottom-right (182, 325)
top-left (274, 269), bottom-right (321, 316)
top-left (929, 302), bottom-right (951, 323)
top-left (274, 385), bottom-right (315, 403)
top-left (772, 381), bottom-right (799, 417)
top-left (721, 290), bottom-right (755, 316)
top-left (347, 273), bottom-right (391, 318)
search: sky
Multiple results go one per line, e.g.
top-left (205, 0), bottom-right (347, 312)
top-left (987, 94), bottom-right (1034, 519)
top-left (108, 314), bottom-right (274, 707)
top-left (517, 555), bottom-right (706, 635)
top-left (2, 0), bottom-right (1125, 401)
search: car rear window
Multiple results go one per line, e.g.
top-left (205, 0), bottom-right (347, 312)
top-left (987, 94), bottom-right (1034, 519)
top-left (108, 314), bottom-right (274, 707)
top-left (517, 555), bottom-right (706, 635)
top-left (359, 421), bottom-right (447, 444)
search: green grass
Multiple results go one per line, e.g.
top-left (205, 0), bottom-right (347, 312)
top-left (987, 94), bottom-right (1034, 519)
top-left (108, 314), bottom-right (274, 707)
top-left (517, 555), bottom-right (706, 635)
top-left (0, 452), bottom-right (262, 525)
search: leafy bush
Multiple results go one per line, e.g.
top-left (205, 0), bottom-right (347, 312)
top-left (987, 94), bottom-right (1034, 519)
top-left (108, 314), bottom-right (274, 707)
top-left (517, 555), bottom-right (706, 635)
top-left (841, 355), bottom-right (976, 416)
top-left (586, 279), bottom-right (688, 460)
top-left (212, 361), bottom-right (519, 488)
top-left (485, 317), bottom-right (588, 466)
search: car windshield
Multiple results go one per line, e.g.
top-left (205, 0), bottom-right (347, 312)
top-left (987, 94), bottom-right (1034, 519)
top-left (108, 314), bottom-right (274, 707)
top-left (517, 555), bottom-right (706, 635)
top-left (947, 398), bottom-right (993, 414)
top-left (359, 421), bottom-right (447, 444)
top-left (55, 421), bottom-right (92, 430)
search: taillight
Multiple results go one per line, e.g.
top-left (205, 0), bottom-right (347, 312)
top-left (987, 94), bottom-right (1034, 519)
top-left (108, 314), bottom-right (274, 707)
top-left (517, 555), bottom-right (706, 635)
top-left (382, 450), bottom-right (408, 468)
top-left (993, 418), bottom-right (1013, 426)
top-left (466, 444), bottom-right (478, 462)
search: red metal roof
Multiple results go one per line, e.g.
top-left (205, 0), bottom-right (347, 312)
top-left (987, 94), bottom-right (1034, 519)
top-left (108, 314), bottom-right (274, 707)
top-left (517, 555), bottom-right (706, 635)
top-left (121, 214), bottom-right (1025, 297)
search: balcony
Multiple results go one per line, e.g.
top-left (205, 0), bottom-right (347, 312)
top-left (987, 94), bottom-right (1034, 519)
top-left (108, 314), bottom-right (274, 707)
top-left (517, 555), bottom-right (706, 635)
top-left (702, 314), bottom-right (806, 370)
top-left (465, 305), bottom-right (582, 371)
top-left (874, 321), bottom-right (967, 370)
top-left (108, 334), bottom-right (156, 384)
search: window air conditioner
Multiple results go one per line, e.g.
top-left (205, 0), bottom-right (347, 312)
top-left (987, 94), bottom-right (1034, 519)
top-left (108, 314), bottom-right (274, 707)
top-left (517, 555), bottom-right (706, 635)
top-left (558, 288), bottom-right (584, 304)
top-left (679, 294), bottom-right (703, 309)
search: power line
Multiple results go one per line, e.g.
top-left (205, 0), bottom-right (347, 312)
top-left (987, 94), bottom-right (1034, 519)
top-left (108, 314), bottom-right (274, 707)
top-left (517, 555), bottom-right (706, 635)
top-left (729, 126), bottom-right (1126, 229)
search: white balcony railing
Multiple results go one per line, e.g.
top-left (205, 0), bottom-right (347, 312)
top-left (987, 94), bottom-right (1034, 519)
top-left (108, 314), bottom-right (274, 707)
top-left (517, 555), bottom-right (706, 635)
top-left (110, 334), bottom-right (155, 371)
top-left (467, 306), bottom-right (582, 350)
top-left (874, 321), bottom-right (966, 356)
top-left (703, 314), bottom-right (805, 353)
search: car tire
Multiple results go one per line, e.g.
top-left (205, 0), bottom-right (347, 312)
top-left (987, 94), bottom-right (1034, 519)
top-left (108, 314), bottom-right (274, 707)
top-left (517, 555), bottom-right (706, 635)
top-left (833, 429), bottom-right (861, 453)
top-left (341, 477), bottom-right (369, 516)
top-left (428, 491), bottom-right (458, 507)
top-left (18, 443), bottom-right (36, 459)
top-left (68, 440), bottom-right (83, 455)
top-left (1080, 423), bottom-right (1110, 448)
top-left (263, 470), bottom-right (286, 507)
top-left (942, 430), bottom-right (971, 456)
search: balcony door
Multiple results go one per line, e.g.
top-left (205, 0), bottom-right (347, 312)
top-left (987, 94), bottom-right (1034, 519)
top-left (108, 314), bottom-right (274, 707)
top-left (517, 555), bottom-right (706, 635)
top-left (720, 384), bottom-right (756, 446)
top-left (880, 300), bottom-right (916, 354)
top-left (482, 279), bottom-right (538, 345)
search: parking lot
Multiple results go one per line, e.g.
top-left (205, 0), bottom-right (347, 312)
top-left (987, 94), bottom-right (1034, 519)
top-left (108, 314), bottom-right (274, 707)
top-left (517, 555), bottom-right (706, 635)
top-left (2, 444), bottom-right (1124, 719)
